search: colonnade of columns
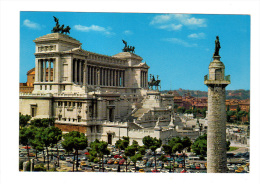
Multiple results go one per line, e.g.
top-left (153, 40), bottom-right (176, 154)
top-left (141, 70), bottom-right (148, 88)
top-left (73, 59), bottom-right (84, 85)
top-left (37, 59), bottom-right (55, 82)
top-left (86, 65), bottom-right (125, 87)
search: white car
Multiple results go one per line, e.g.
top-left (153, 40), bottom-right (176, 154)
top-left (66, 157), bottom-right (72, 162)
top-left (112, 167), bottom-right (117, 172)
top-left (105, 166), bottom-right (111, 171)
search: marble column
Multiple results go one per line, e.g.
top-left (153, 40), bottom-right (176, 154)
top-left (105, 69), bottom-right (107, 86)
top-left (55, 56), bottom-right (60, 83)
top-left (92, 67), bottom-right (94, 85)
top-left (43, 59), bottom-right (46, 82)
top-left (114, 70), bottom-right (116, 86)
top-left (35, 59), bottom-right (39, 82)
top-left (48, 59), bottom-right (51, 82)
top-left (89, 66), bottom-right (91, 85)
top-left (122, 71), bottom-right (125, 87)
top-left (79, 60), bottom-right (82, 85)
top-left (108, 69), bottom-right (111, 86)
top-left (83, 61), bottom-right (86, 87)
top-left (52, 59), bottom-right (55, 82)
top-left (117, 70), bottom-right (120, 86)
top-left (74, 59), bottom-right (77, 84)
top-left (85, 63), bottom-right (88, 85)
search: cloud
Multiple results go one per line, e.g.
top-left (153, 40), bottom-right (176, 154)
top-left (173, 14), bottom-right (207, 27)
top-left (158, 24), bottom-right (182, 31)
top-left (74, 24), bottom-right (114, 36)
top-left (163, 38), bottom-right (197, 47)
top-left (150, 14), bottom-right (172, 24)
top-left (150, 14), bottom-right (207, 31)
top-left (188, 33), bottom-right (206, 39)
top-left (23, 19), bottom-right (41, 30)
top-left (123, 30), bottom-right (133, 35)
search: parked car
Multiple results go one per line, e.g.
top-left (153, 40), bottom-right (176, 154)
top-left (107, 159), bottom-right (114, 164)
top-left (119, 159), bottom-right (125, 165)
top-left (112, 167), bottom-right (117, 172)
top-left (200, 164), bottom-right (206, 169)
top-left (59, 155), bottom-right (65, 160)
top-left (103, 159), bottom-right (107, 164)
top-left (180, 169), bottom-right (187, 173)
top-left (190, 164), bottom-right (196, 169)
top-left (105, 166), bottom-right (111, 171)
top-left (139, 169), bottom-right (145, 173)
top-left (66, 157), bottom-right (72, 162)
top-left (114, 155), bottom-right (122, 159)
top-left (151, 168), bottom-right (160, 173)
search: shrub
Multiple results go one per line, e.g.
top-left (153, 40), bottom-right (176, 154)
top-left (19, 161), bottom-right (24, 170)
top-left (48, 168), bottom-right (57, 172)
top-left (34, 163), bottom-right (47, 171)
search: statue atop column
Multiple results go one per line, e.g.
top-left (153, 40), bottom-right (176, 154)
top-left (213, 36), bottom-right (221, 57)
top-left (52, 16), bottom-right (71, 34)
top-left (122, 40), bottom-right (135, 53)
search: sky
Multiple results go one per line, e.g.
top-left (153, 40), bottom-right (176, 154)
top-left (20, 12), bottom-right (250, 91)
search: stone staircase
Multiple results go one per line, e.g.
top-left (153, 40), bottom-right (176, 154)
top-left (132, 108), bottom-right (150, 120)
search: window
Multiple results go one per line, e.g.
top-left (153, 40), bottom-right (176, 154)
top-left (30, 105), bottom-right (37, 117)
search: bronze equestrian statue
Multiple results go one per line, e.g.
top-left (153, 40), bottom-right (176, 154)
top-left (122, 40), bottom-right (135, 53)
top-left (51, 16), bottom-right (71, 34)
top-left (148, 74), bottom-right (161, 90)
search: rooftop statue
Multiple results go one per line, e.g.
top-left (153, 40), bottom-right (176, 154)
top-left (51, 16), bottom-right (71, 34)
top-left (148, 74), bottom-right (161, 90)
top-left (214, 36), bottom-right (221, 56)
top-left (122, 40), bottom-right (135, 53)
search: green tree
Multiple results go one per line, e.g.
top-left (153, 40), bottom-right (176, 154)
top-left (62, 131), bottom-right (88, 171)
top-left (191, 134), bottom-right (207, 156)
top-left (42, 126), bottom-right (62, 170)
top-left (30, 127), bottom-right (45, 159)
top-left (138, 146), bottom-right (146, 155)
top-left (192, 134), bottom-right (231, 158)
top-left (202, 107), bottom-right (207, 118)
top-left (30, 118), bottom-right (55, 128)
top-left (115, 137), bottom-right (129, 172)
top-left (19, 126), bottom-right (34, 161)
top-left (177, 106), bottom-right (186, 114)
top-left (167, 136), bottom-right (191, 170)
top-left (143, 136), bottom-right (162, 171)
top-left (90, 140), bottom-right (110, 172)
top-left (125, 146), bottom-right (136, 172)
top-left (19, 113), bottom-right (31, 128)
top-left (227, 110), bottom-right (235, 122)
top-left (185, 109), bottom-right (193, 114)
top-left (162, 143), bottom-right (177, 172)
top-left (130, 153), bottom-right (142, 172)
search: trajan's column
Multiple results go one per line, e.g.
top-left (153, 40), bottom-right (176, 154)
top-left (204, 36), bottom-right (231, 173)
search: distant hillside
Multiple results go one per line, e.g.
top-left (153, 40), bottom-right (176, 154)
top-left (162, 89), bottom-right (250, 100)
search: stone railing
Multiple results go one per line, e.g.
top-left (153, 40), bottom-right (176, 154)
top-left (53, 93), bottom-right (88, 97)
top-left (129, 129), bottom-right (154, 134)
top-left (204, 74), bottom-right (231, 83)
top-left (88, 52), bottom-right (128, 66)
top-left (102, 121), bottom-right (128, 126)
top-left (20, 93), bottom-right (53, 97)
